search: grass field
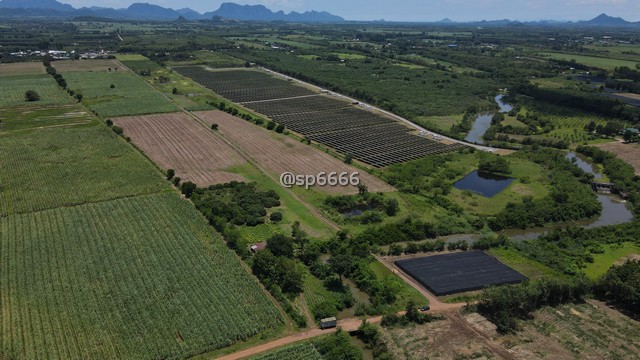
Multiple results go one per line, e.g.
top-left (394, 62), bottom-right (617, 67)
top-left (0, 126), bottom-right (168, 216)
top-left (540, 52), bottom-right (638, 70)
top-left (0, 74), bottom-right (74, 108)
top-left (0, 104), bottom-right (95, 132)
top-left (448, 154), bottom-right (549, 215)
top-left (250, 342), bottom-right (322, 360)
top-left (62, 70), bottom-right (179, 116)
top-left (369, 260), bottom-right (429, 310)
top-left (0, 193), bottom-right (283, 359)
top-left (583, 243), bottom-right (640, 280)
top-left (488, 247), bottom-right (562, 279)
top-left (116, 54), bottom-right (162, 73)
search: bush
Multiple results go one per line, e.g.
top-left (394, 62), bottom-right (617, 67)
top-left (269, 211), bottom-right (283, 222)
top-left (172, 176), bottom-right (181, 186)
top-left (105, 119), bottom-right (113, 127)
top-left (24, 90), bottom-right (40, 102)
top-left (166, 169), bottom-right (175, 180)
top-left (211, 123), bottom-right (218, 130)
top-left (112, 126), bottom-right (124, 136)
top-left (266, 121), bottom-right (276, 130)
top-left (275, 124), bottom-right (285, 133)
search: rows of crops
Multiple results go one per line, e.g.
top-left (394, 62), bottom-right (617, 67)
top-left (0, 192), bottom-right (284, 359)
top-left (0, 74), bottom-right (74, 107)
top-left (178, 67), bottom-right (466, 167)
top-left (237, 223), bottom-right (283, 244)
top-left (0, 104), bottom-right (95, 132)
top-left (0, 126), bottom-right (168, 216)
top-left (174, 67), bottom-right (315, 102)
top-left (62, 71), bottom-right (179, 116)
top-left (250, 342), bottom-right (323, 360)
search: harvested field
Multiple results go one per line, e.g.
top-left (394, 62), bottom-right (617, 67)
top-left (596, 141), bottom-right (640, 175)
top-left (52, 59), bottom-right (120, 72)
top-left (0, 62), bottom-right (44, 75)
top-left (113, 112), bottom-right (246, 186)
top-left (0, 104), bottom-right (94, 132)
top-left (195, 110), bottom-right (393, 194)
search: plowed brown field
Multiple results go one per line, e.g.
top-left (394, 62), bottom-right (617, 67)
top-left (113, 113), bottom-right (246, 186)
top-left (195, 110), bottom-right (393, 194)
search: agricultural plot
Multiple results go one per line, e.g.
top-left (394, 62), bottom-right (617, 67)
top-left (0, 74), bottom-right (74, 108)
top-left (0, 104), bottom-right (94, 132)
top-left (596, 141), bottom-right (640, 175)
top-left (116, 54), bottom-right (162, 73)
top-left (52, 59), bottom-right (120, 72)
top-left (182, 68), bottom-right (466, 167)
top-left (396, 251), bottom-right (527, 296)
top-left (539, 52), bottom-right (637, 71)
top-left (237, 223), bottom-right (283, 245)
top-left (250, 342), bottom-right (322, 360)
top-left (113, 113), bottom-right (246, 186)
top-left (195, 110), bottom-right (393, 193)
top-left (0, 126), bottom-right (168, 216)
top-left (174, 66), bottom-right (316, 103)
top-left (0, 193), bottom-right (283, 360)
top-left (0, 62), bottom-right (44, 75)
top-left (62, 70), bottom-right (179, 116)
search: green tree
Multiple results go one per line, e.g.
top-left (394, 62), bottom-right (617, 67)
top-left (269, 211), bottom-right (283, 222)
top-left (172, 87), bottom-right (178, 95)
top-left (329, 254), bottom-right (352, 283)
top-left (166, 169), bottom-right (175, 180)
top-left (344, 154), bottom-right (353, 164)
top-left (181, 181), bottom-right (197, 198)
top-left (275, 124), bottom-right (285, 133)
top-left (267, 234), bottom-right (294, 258)
top-left (211, 123), bottom-right (219, 130)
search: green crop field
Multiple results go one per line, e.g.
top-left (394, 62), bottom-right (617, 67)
top-left (0, 126), bottom-right (168, 216)
top-left (237, 224), bottom-right (283, 245)
top-left (116, 54), bottom-right (162, 72)
top-left (0, 105), bottom-right (95, 132)
top-left (62, 71), bottom-right (179, 116)
top-left (250, 342), bottom-right (322, 360)
top-left (0, 193), bottom-right (284, 359)
top-left (0, 74), bottom-right (74, 108)
top-left (540, 52), bottom-right (638, 70)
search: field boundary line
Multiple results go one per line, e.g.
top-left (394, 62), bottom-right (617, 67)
top-left (239, 94), bottom-right (322, 105)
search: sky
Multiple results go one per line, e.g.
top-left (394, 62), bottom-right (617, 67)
top-left (61, 0), bottom-right (640, 22)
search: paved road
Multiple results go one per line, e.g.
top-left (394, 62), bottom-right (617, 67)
top-left (260, 67), bottom-right (512, 155)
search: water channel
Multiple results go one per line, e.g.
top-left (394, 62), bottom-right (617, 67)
top-left (465, 94), bottom-right (513, 144)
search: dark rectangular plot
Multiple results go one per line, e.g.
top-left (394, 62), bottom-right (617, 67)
top-left (395, 251), bottom-right (527, 296)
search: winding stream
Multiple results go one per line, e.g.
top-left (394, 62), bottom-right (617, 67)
top-left (465, 94), bottom-right (513, 144)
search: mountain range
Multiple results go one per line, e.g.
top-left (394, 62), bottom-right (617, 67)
top-left (0, 0), bottom-right (345, 22)
top-left (0, 0), bottom-right (638, 26)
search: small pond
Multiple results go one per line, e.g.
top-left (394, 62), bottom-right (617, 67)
top-left (453, 170), bottom-right (515, 197)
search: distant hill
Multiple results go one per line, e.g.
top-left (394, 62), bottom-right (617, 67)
top-left (578, 13), bottom-right (632, 26)
top-left (204, 2), bottom-right (344, 22)
top-left (120, 3), bottom-right (180, 20)
top-left (176, 8), bottom-right (205, 20)
top-left (0, 0), bottom-right (73, 11)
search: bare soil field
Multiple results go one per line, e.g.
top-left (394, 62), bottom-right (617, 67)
top-left (0, 62), bottom-right (44, 75)
top-left (194, 110), bottom-right (393, 194)
top-left (381, 313), bottom-right (501, 360)
top-left (503, 301), bottom-right (640, 360)
top-left (597, 141), bottom-right (640, 175)
top-left (113, 112), bottom-right (246, 186)
top-left (52, 59), bottom-right (121, 72)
